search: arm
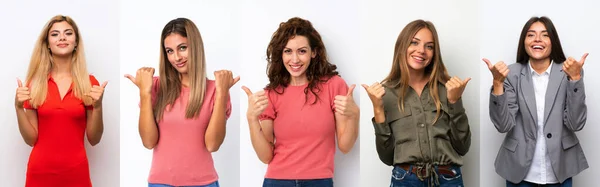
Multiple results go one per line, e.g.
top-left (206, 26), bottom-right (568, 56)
top-left (204, 90), bottom-right (229, 152)
top-left (334, 85), bottom-right (359, 154)
top-left (86, 107), bottom-right (104, 146)
top-left (489, 78), bottom-right (519, 133)
top-left (446, 98), bottom-right (471, 156)
top-left (126, 67), bottom-right (159, 149)
top-left (248, 118), bottom-right (275, 164)
top-left (16, 108), bottom-right (38, 146)
top-left (363, 83), bottom-right (393, 165)
top-left (563, 78), bottom-right (586, 131)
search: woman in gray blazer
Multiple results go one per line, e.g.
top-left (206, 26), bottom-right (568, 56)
top-left (484, 16), bottom-right (588, 187)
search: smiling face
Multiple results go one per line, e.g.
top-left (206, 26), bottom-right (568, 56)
top-left (524, 21), bottom-right (552, 61)
top-left (164, 33), bottom-right (189, 74)
top-left (406, 28), bottom-right (434, 72)
top-left (282, 35), bottom-right (316, 83)
top-left (47, 21), bottom-right (77, 57)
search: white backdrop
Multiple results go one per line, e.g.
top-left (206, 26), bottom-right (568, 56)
top-left (0, 0), bottom-right (120, 186)
top-left (118, 1), bottom-right (241, 187)
top-left (479, 0), bottom-right (600, 186)
top-left (238, 0), bottom-right (361, 186)
top-left (358, 0), bottom-right (481, 186)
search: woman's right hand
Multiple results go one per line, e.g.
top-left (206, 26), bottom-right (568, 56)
top-left (125, 67), bottom-right (155, 95)
top-left (15, 78), bottom-right (31, 109)
top-left (482, 58), bottom-right (509, 95)
top-left (362, 82), bottom-right (385, 110)
top-left (242, 86), bottom-right (268, 119)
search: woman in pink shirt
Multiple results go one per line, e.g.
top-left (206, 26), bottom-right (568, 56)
top-left (125, 18), bottom-right (238, 187)
top-left (242, 17), bottom-right (360, 187)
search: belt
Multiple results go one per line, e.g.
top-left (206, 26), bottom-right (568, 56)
top-left (396, 163), bottom-right (458, 178)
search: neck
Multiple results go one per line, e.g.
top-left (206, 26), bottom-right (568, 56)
top-left (530, 57), bottom-right (551, 74)
top-left (51, 55), bottom-right (72, 76)
top-left (408, 69), bottom-right (428, 85)
top-left (180, 73), bottom-right (189, 87)
top-left (290, 76), bottom-right (308, 86)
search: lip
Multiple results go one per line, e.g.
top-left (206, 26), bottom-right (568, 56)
top-left (57, 44), bottom-right (69, 48)
top-left (411, 55), bottom-right (426, 63)
top-left (530, 45), bottom-right (545, 51)
top-left (289, 64), bottom-right (303, 72)
top-left (175, 61), bottom-right (187, 68)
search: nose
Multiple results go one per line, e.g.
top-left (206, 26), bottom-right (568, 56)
top-left (534, 34), bottom-right (542, 42)
top-left (417, 43), bottom-right (425, 53)
top-left (291, 52), bottom-right (300, 63)
top-left (173, 51), bottom-right (182, 61)
top-left (59, 33), bottom-right (66, 41)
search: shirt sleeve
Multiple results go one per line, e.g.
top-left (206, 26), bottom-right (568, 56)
top-left (85, 75), bottom-right (100, 110)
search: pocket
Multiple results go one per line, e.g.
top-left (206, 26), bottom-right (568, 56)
top-left (562, 134), bottom-right (580, 150)
top-left (438, 166), bottom-right (463, 181)
top-left (386, 107), bottom-right (412, 124)
top-left (502, 137), bottom-right (518, 152)
top-left (391, 166), bottom-right (409, 181)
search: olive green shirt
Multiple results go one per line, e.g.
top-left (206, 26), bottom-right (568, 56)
top-left (372, 83), bottom-right (471, 166)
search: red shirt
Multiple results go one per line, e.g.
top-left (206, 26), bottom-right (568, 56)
top-left (23, 75), bottom-right (99, 187)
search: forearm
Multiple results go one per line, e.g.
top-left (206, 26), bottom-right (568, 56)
top-left (205, 91), bottom-right (228, 152)
top-left (564, 79), bottom-right (587, 131)
top-left (86, 107), bottom-right (104, 146)
top-left (139, 94), bottom-right (159, 149)
top-left (372, 118), bottom-right (394, 166)
top-left (447, 100), bottom-right (471, 155)
top-left (337, 112), bottom-right (359, 154)
top-left (248, 117), bottom-right (273, 164)
top-left (15, 107), bottom-right (37, 146)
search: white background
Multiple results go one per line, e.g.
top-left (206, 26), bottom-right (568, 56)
top-left (480, 0), bottom-right (600, 186)
top-left (238, 0), bottom-right (361, 186)
top-left (0, 0), bottom-right (120, 186)
top-left (119, 1), bottom-right (241, 187)
top-left (358, 0), bottom-right (481, 186)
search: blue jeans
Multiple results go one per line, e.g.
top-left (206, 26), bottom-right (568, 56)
top-left (263, 178), bottom-right (333, 187)
top-left (148, 181), bottom-right (219, 187)
top-left (506, 178), bottom-right (572, 187)
top-left (390, 165), bottom-right (464, 187)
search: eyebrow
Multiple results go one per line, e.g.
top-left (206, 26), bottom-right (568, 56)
top-left (284, 46), bottom-right (309, 49)
top-left (413, 37), bottom-right (434, 44)
top-left (527, 30), bottom-right (548, 33)
top-left (165, 43), bottom-right (188, 49)
top-left (50, 29), bottom-right (74, 33)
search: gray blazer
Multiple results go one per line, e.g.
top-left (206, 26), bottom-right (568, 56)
top-left (489, 62), bottom-right (588, 183)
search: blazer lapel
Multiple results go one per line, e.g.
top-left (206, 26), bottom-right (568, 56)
top-left (520, 66), bottom-right (538, 125)
top-left (544, 62), bottom-right (565, 126)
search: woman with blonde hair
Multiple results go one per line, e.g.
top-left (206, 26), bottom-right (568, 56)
top-left (125, 18), bottom-right (238, 187)
top-left (243, 17), bottom-right (359, 187)
top-left (14, 15), bottom-right (107, 187)
top-left (363, 20), bottom-right (471, 186)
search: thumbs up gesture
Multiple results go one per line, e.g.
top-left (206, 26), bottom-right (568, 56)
top-left (242, 86), bottom-right (269, 119)
top-left (86, 81), bottom-right (108, 108)
top-left (446, 76), bottom-right (471, 104)
top-left (562, 53), bottom-right (588, 81)
top-left (482, 58), bottom-right (509, 84)
top-left (15, 78), bottom-right (31, 109)
top-left (214, 70), bottom-right (240, 94)
top-left (361, 82), bottom-right (385, 110)
top-left (334, 84), bottom-right (358, 116)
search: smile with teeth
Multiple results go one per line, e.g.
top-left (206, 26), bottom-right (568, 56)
top-left (412, 55), bottom-right (425, 62)
top-left (532, 45), bottom-right (544, 50)
top-left (289, 64), bottom-right (303, 72)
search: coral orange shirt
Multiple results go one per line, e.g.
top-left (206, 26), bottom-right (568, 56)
top-left (259, 75), bottom-right (348, 179)
top-left (23, 75), bottom-right (98, 187)
top-left (147, 77), bottom-right (232, 186)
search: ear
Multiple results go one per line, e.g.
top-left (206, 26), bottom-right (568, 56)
top-left (311, 50), bottom-right (317, 58)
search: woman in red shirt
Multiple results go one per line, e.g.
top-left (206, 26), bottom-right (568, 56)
top-left (242, 17), bottom-right (359, 187)
top-left (14, 15), bottom-right (107, 187)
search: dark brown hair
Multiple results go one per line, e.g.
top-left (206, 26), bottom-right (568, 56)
top-left (516, 16), bottom-right (566, 64)
top-left (265, 17), bottom-right (338, 104)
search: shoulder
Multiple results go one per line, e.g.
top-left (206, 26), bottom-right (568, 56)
top-left (507, 63), bottom-right (525, 74)
top-left (88, 74), bottom-right (99, 85)
top-left (325, 75), bottom-right (347, 87)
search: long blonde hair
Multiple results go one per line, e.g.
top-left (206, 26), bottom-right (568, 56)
top-left (382, 20), bottom-right (450, 122)
top-left (155, 18), bottom-right (207, 120)
top-left (26, 15), bottom-right (92, 108)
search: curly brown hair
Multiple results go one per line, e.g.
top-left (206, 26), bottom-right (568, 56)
top-left (265, 17), bottom-right (339, 104)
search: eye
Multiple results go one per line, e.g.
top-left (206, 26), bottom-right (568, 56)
top-left (179, 46), bottom-right (187, 51)
top-left (543, 34), bottom-right (549, 37)
top-left (527, 34), bottom-right (534, 37)
top-left (283, 49), bottom-right (292, 54)
top-left (426, 45), bottom-right (434, 50)
top-left (299, 49), bottom-right (307, 54)
top-left (50, 33), bottom-right (58, 37)
top-left (165, 49), bottom-right (173, 54)
top-left (66, 32), bottom-right (73, 36)
top-left (410, 41), bottom-right (418, 45)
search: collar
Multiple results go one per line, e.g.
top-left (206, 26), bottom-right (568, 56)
top-left (528, 60), bottom-right (553, 76)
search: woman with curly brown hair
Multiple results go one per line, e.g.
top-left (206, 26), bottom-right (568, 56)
top-left (242, 17), bottom-right (359, 187)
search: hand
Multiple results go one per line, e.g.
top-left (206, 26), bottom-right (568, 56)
top-left (361, 82), bottom-right (385, 110)
top-left (124, 67), bottom-right (155, 95)
top-left (445, 76), bottom-right (471, 104)
top-left (15, 78), bottom-right (31, 109)
top-left (214, 70), bottom-right (240, 93)
top-left (483, 58), bottom-right (509, 84)
top-left (242, 86), bottom-right (268, 119)
top-left (334, 84), bottom-right (358, 116)
top-left (562, 53), bottom-right (588, 81)
top-left (86, 81), bottom-right (108, 108)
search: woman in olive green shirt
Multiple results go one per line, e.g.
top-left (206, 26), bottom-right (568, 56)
top-left (363, 20), bottom-right (472, 187)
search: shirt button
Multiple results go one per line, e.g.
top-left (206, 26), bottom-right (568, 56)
top-left (493, 101), bottom-right (498, 106)
top-left (422, 140), bottom-right (427, 143)
top-left (574, 88), bottom-right (578, 92)
top-left (546, 133), bottom-right (552, 139)
top-left (420, 124), bottom-right (425, 128)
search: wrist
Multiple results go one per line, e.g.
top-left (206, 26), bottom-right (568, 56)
top-left (570, 74), bottom-right (581, 81)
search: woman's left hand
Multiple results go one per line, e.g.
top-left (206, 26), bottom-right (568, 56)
top-left (214, 70), bottom-right (240, 94)
top-left (446, 76), bottom-right (471, 104)
top-left (87, 81), bottom-right (108, 108)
